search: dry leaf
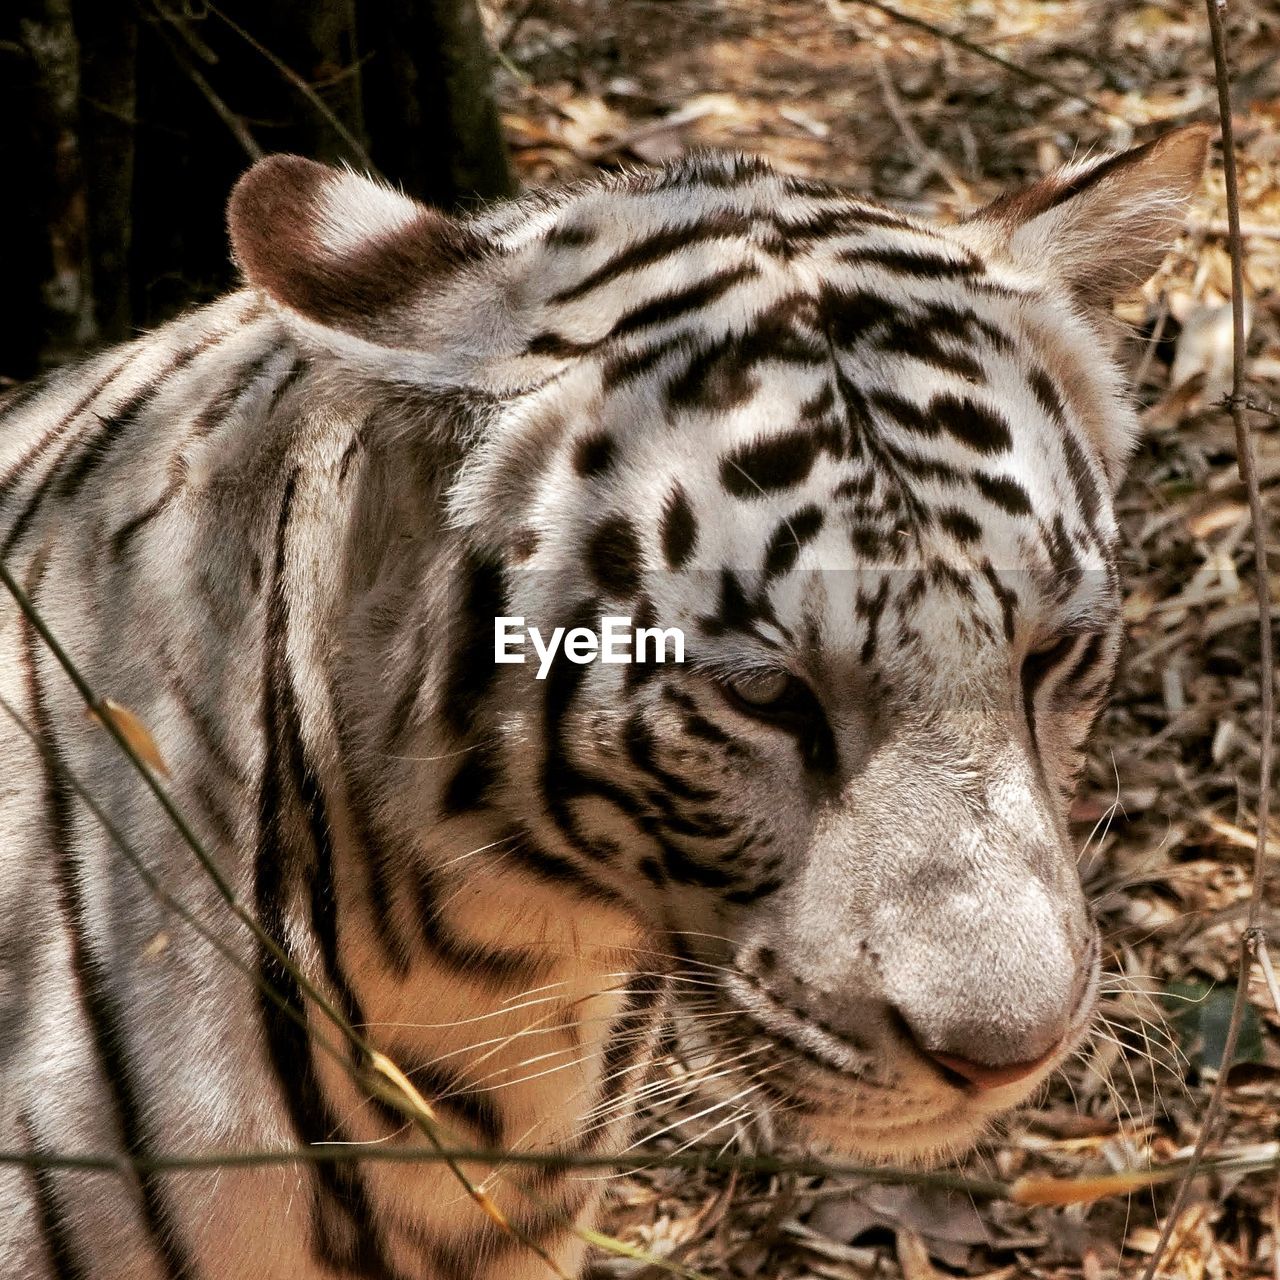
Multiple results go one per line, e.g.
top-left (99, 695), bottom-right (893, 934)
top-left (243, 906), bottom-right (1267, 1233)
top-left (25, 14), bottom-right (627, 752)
top-left (1186, 500), bottom-right (1248, 539)
top-left (895, 1227), bottom-right (943, 1280)
top-left (1169, 300), bottom-right (1250, 403)
top-left (87, 698), bottom-right (170, 777)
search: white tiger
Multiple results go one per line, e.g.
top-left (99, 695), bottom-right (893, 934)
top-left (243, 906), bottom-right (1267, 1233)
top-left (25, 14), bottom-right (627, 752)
top-left (0, 126), bottom-right (1207, 1278)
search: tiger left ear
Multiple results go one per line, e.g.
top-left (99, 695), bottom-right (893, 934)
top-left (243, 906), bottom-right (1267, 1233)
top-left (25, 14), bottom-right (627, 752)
top-left (227, 154), bottom-right (482, 345)
top-left (965, 126), bottom-right (1211, 306)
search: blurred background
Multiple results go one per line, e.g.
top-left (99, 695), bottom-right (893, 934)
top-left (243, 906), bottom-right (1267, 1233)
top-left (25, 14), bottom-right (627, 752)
top-left (4, 1), bottom-right (1279, 1275)
top-left (1, 0), bottom-right (513, 379)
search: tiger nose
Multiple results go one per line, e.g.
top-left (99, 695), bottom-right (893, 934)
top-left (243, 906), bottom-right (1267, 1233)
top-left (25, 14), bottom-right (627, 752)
top-left (922, 1044), bottom-right (1060, 1092)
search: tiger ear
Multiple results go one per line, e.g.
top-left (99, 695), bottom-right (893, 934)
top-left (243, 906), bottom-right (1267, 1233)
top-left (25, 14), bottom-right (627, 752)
top-left (965, 126), bottom-right (1210, 306)
top-left (227, 154), bottom-right (482, 345)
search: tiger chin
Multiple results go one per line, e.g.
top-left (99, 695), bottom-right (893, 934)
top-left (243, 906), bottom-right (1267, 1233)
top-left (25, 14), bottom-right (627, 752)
top-left (0, 125), bottom-right (1206, 1279)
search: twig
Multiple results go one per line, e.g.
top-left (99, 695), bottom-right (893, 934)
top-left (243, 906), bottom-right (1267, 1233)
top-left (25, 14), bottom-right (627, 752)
top-left (146, 8), bottom-right (261, 161)
top-left (498, 0), bottom-right (540, 53)
top-left (0, 692), bottom-right (356, 1080)
top-left (1140, 2), bottom-right (1276, 1276)
top-left (869, 48), bottom-right (970, 203)
top-left (0, 1145), bottom-right (1022, 1192)
top-left (202, 0), bottom-right (374, 172)
top-left (1133, 295), bottom-right (1172, 392)
top-left (8, 1137), bottom-right (1280, 1197)
top-left (825, 0), bottom-right (1116, 120)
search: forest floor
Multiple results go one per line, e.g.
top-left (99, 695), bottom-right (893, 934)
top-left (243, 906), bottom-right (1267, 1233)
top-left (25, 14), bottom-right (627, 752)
top-left (480, 0), bottom-right (1280, 1276)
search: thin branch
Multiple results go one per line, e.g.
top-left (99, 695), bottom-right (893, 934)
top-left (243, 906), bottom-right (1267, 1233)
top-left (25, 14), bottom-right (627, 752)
top-left (0, 1145), bottom-right (1014, 1193)
top-left (1141, 2), bottom-right (1276, 1275)
top-left (146, 6), bottom-right (261, 161)
top-left (826, 0), bottom-right (1115, 120)
top-left (201, 0), bottom-right (374, 172)
top-left (7, 1138), bottom-right (1280, 1201)
top-left (869, 47), bottom-right (970, 203)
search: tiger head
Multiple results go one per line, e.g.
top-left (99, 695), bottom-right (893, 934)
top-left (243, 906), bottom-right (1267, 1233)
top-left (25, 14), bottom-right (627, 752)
top-left (230, 128), bottom-right (1207, 1161)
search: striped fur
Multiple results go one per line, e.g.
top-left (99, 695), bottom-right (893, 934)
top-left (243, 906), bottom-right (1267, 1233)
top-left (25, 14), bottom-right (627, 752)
top-left (0, 129), bottom-right (1206, 1278)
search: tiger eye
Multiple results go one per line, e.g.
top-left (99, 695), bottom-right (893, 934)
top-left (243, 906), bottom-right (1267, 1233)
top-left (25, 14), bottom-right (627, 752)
top-left (724, 669), bottom-right (793, 707)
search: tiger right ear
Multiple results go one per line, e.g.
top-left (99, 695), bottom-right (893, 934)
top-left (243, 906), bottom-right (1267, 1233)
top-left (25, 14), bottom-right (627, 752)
top-left (227, 154), bottom-right (482, 346)
top-left (965, 126), bottom-right (1211, 307)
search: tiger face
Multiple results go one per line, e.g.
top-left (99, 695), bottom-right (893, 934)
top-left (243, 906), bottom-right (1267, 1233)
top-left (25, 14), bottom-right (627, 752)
top-left (228, 128), bottom-right (1208, 1164)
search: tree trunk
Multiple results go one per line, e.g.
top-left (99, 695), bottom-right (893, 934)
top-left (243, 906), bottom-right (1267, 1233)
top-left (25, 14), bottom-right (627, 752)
top-left (0, 0), bottom-right (90, 378)
top-left (359, 0), bottom-right (514, 207)
top-left (69, 0), bottom-right (137, 344)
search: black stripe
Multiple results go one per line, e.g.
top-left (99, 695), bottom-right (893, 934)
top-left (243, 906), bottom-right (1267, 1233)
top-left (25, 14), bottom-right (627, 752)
top-left (1057, 632), bottom-right (1106, 697)
top-left (600, 331), bottom-right (689, 390)
top-left (659, 840), bottom-right (736, 888)
top-left (623, 712), bottom-right (717, 802)
top-left (876, 314), bottom-right (985, 381)
top-left (254, 469), bottom-right (401, 1280)
top-left (2, 338), bottom-right (215, 558)
top-left (110, 474), bottom-right (184, 561)
top-left (591, 972), bottom-right (666, 1116)
top-left (539, 598), bottom-right (644, 862)
top-left (571, 431), bottom-right (615, 478)
top-left (54, 339), bottom-right (221, 504)
top-left (548, 211), bottom-right (747, 304)
top-left (721, 429), bottom-right (821, 497)
top-left (838, 245), bottom-right (982, 277)
top-left (607, 264), bottom-right (758, 339)
top-left (667, 297), bottom-right (826, 413)
top-left (400, 1057), bottom-right (504, 1148)
top-left (187, 347), bottom-right (284, 440)
top-left (439, 742), bottom-right (500, 815)
top-left (857, 577), bottom-right (891, 664)
top-left (659, 485), bottom-right (698, 570)
top-left (339, 759), bottom-right (412, 977)
top-left (415, 863), bottom-right (551, 988)
top-left (20, 569), bottom-right (197, 1280)
top-left (586, 514), bottom-right (643, 598)
top-left (773, 203), bottom-right (915, 239)
top-left (506, 828), bottom-right (629, 909)
top-left (0, 370), bottom-right (54, 417)
top-left (762, 505), bottom-right (824, 579)
top-left (442, 550), bottom-right (507, 738)
top-left (1059, 423), bottom-right (1103, 535)
top-left (161, 658), bottom-right (251, 789)
top-left (20, 1116), bottom-right (90, 1280)
top-left (980, 562), bottom-right (1018, 641)
top-left (973, 471), bottom-right (1033, 516)
top-left (0, 349), bottom-right (132, 504)
top-left (1021, 635), bottom-right (1079, 757)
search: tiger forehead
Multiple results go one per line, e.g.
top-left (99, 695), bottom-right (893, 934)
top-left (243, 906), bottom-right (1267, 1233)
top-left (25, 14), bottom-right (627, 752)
top-left (484, 160), bottom-right (1117, 636)
top-left (527, 286), bottom-right (1108, 565)
top-left (516, 183), bottom-right (1005, 358)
